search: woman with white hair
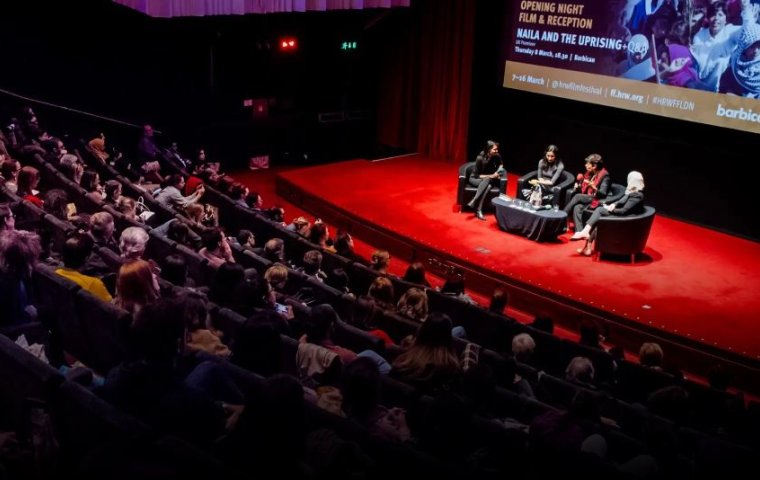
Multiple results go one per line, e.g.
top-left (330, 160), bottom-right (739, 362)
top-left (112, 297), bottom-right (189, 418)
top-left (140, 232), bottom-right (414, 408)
top-left (572, 171), bottom-right (646, 256)
top-left (119, 226), bottom-right (149, 261)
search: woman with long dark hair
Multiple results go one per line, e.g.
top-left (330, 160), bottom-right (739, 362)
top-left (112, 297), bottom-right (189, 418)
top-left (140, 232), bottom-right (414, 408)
top-left (466, 140), bottom-right (504, 220)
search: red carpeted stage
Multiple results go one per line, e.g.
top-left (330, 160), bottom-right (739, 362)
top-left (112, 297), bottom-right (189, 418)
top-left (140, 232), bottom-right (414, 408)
top-left (264, 155), bottom-right (760, 390)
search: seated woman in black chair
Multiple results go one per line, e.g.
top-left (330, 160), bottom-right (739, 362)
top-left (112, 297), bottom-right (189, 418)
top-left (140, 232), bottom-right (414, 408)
top-left (563, 153), bottom-right (610, 233)
top-left (522, 144), bottom-right (564, 206)
top-left (466, 140), bottom-right (504, 221)
top-left (573, 171), bottom-right (645, 256)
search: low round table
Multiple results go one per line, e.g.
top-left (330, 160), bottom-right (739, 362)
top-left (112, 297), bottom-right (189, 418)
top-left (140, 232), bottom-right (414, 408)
top-left (491, 196), bottom-right (567, 242)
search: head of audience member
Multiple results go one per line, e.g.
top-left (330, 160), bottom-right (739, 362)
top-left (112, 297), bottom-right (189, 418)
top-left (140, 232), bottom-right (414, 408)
top-left (543, 144), bottom-right (559, 164)
top-left (88, 137), bottom-right (110, 162)
top-left (17, 166), bottom-right (40, 196)
top-left (232, 312), bottom-right (283, 376)
top-left (370, 250), bottom-right (390, 273)
top-left (326, 267), bottom-right (351, 294)
top-left (143, 124), bottom-right (154, 138)
top-left (185, 203), bottom-right (204, 224)
top-left (236, 229), bottom-right (255, 249)
top-left (104, 180), bottom-right (122, 203)
top-left (229, 183), bottom-right (247, 202)
top-left (42, 189), bottom-right (70, 221)
top-left (441, 275), bottom-right (466, 296)
top-left (302, 250), bottom-right (323, 276)
top-left (129, 297), bottom-right (186, 364)
top-left (511, 333), bottom-right (536, 364)
top-left (396, 287), bottom-right (428, 323)
top-left (209, 262), bottom-right (246, 305)
top-left (264, 263), bottom-right (288, 292)
top-left (232, 275), bottom-right (275, 315)
top-left (0, 229), bottom-right (41, 278)
top-left (639, 342), bottom-right (664, 370)
top-left (307, 222), bottom-right (329, 247)
top-left (164, 173), bottom-right (185, 191)
top-left (161, 254), bottom-right (189, 287)
top-left (0, 204), bottom-right (15, 232)
top-left (263, 238), bottom-right (286, 263)
top-left (179, 290), bottom-right (210, 331)
top-left (62, 233), bottom-right (94, 270)
top-left (341, 357), bottom-right (381, 424)
top-left (0, 158), bottom-right (21, 183)
top-left (647, 385), bottom-right (690, 424)
top-left (402, 262), bottom-right (430, 286)
top-left (531, 315), bottom-right (554, 334)
top-left (306, 303), bottom-right (341, 346)
top-left (116, 197), bottom-right (138, 221)
top-left (59, 154), bottom-right (84, 185)
top-left (263, 206), bottom-right (285, 223)
top-left (489, 287), bottom-right (509, 314)
top-left (368, 276), bottom-right (394, 308)
top-left (565, 356), bottom-right (595, 385)
top-left (579, 320), bottom-right (604, 349)
top-left (119, 226), bottom-right (149, 261)
top-left (333, 229), bottom-right (354, 256)
top-left (79, 170), bottom-right (100, 193)
top-left (348, 295), bottom-right (382, 332)
top-left (391, 312), bottom-right (460, 386)
top-left (201, 227), bottom-right (225, 255)
top-left (167, 220), bottom-right (191, 246)
top-left (90, 212), bottom-right (115, 243)
top-left (245, 191), bottom-right (263, 210)
top-left (42, 137), bottom-right (68, 161)
top-left (116, 259), bottom-right (160, 314)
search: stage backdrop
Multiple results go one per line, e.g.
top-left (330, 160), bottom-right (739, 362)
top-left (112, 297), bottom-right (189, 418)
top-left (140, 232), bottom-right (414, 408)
top-left (503, 0), bottom-right (760, 135)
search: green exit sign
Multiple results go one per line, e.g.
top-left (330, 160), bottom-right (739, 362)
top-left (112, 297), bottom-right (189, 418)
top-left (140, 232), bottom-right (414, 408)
top-left (340, 41), bottom-right (358, 51)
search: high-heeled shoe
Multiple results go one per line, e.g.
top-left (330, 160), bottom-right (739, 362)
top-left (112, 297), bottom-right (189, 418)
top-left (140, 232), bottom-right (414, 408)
top-left (576, 246), bottom-right (593, 256)
top-left (475, 210), bottom-right (486, 221)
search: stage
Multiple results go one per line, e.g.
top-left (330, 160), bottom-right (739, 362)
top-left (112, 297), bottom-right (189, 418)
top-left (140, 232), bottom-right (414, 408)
top-left (244, 155), bottom-right (760, 390)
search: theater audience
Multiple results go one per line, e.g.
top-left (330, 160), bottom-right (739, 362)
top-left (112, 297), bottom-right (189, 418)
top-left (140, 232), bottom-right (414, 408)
top-left (55, 233), bottom-right (113, 302)
top-left (402, 261), bottom-right (431, 287)
top-left (17, 166), bottom-right (43, 208)
top-left (391, 312), bottom-right (461, 393)
top-left (0, 229), bottom-right (41, 324)
top-left (114, 259), bottom-right (160, 315)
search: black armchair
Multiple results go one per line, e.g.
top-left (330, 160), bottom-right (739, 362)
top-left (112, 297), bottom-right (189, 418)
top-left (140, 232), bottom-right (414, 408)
top-left (516, 169), bottom-right (575, 208)
top-left (457, 162), bottom-right (507, 211)
top-left (593, 205), bottom-right (656, 263)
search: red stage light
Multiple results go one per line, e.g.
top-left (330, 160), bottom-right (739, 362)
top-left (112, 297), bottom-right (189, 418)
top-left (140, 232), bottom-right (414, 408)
top-left (279, 37), bottom-right (298, 51)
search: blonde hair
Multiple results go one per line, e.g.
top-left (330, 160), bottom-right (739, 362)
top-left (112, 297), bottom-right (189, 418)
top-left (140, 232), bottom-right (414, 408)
top-left (396, 287), bottom-right (428, 322)
top-left (370, 250), bottom-right (390, 272)
top-left (368, 276), bottom-right (394, 306)
top-left (264, 263), bottom-right (289, 289)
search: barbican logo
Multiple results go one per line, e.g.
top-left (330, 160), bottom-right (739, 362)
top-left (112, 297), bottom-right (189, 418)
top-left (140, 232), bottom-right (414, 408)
top-left (716, 104), bottom-right (760, 123)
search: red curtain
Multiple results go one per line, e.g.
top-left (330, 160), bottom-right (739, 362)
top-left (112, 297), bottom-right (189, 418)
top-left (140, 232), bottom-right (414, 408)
top-left (376, 0), bottom-right (475, 162)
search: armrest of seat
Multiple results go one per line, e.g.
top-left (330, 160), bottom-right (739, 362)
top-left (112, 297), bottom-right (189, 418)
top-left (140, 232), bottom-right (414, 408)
top-left (457, 162), bottom-right (474, 205)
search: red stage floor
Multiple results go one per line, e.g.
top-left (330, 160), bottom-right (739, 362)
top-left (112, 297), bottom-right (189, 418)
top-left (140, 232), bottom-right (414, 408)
top-left (268, 156), bottom-right (760, 362)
